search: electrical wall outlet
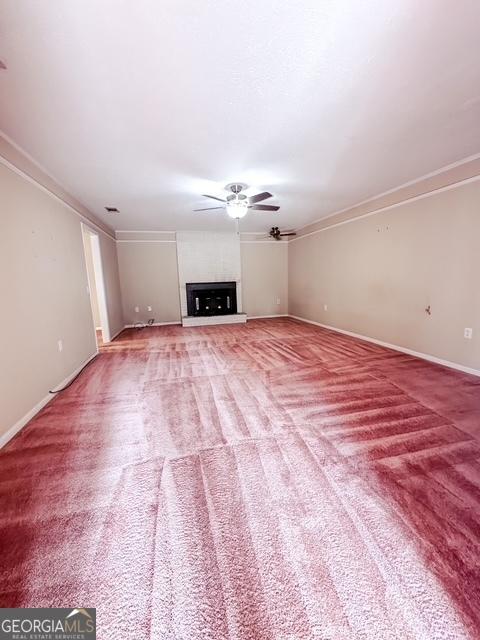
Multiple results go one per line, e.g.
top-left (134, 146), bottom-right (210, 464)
top-left (464, 328), bottom-right (473, 339)
top-left (147, 306), bottom-right (152, 312)
top-left (324, 304), bottom-right (328, 311)
top-left (134, 306), bottom-right (140, 313)
top-left (57, 339), bottom-right (63, 352)
top-left (276, 298), bottom-right (281, 305)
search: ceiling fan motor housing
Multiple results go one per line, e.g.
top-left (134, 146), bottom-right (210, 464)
top-left (225, 182), bottom-right (247, 194)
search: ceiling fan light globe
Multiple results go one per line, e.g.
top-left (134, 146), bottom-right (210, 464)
top-left (226, 201), bottom-right (248, 219)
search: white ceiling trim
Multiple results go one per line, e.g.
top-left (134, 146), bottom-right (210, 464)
top-left (115, 238), bottom-right (283, 244)
top-left (0, 153), bottom-right (115, 241)
top-left (114, 229), bottom-right (271, 235)
top-left (240, 240), bottom-right (287, 244)
top-left (115, 229), bottom-right (176, 234)
top-left (289, 172), bottom-right (480, 243)
top-left (0, 127), bottom-right (76, 197)
top-left (0, 128), bottom-right (115, 239)
top-left (296, 151), bottom-right (480, 233)
top-left (116, 239), bottom-right (176, 243)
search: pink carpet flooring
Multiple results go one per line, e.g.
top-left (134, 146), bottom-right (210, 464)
top-left (1, 318), bottom-right (480, 639)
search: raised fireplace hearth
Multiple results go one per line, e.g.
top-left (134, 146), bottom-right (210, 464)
top-left (186, 281), bottom-right (237, 317)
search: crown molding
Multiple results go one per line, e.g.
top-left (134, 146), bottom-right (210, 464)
top-left (114, 229), bottom-right (277, 243)
top-left (0, 130), bottom-right (115, 239)
top-left (292, 153), bottom-right (480, 240)
top-left (115, 229), bottom-right (176, 234)
top-left (116, 239), bottom-right (177, 243)
top-left (3, 128), bottom-right (478, 243)
top-left (290, 172), bottom-right (480, 243)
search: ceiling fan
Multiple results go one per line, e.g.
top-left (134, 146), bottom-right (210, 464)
top-left (268, 226), bottom-right (296, 240)
top-left (194, 183), bottom-right (279, 219)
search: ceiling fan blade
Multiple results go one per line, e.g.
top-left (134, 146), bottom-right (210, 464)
top-left (279, 232), bottom-right (297, 236)
top-left (194, 206), bottom-right (225, 211)
top-left (249, 204), bottom-right (280, 211)
top-left (202, 194), bottom-right (226, 203)
top-left (248, 191), bottom-right (272, 204)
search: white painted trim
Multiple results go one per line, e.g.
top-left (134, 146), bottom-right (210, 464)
top-left (290, 174), bottom-right (480, 243)
top-left (114, 230), bottom-right (268, 235)
top-left (87, 229), bottom-right (111, 343)
top-left (248, 314), bottom-right (288, 319)
top-left (116, 239), bottom-right (177, 243)
top-left (0, 127), bottom-right (88, 203)
top-left (123, 321), bottom-right (181, 328)
top-left (240, 240), bottom-right (286, 244)
top-left (295, 152), bottom-right (480, 233)
top-left (0, 154), bottom-right (115, 241)
top-left (288, 315), bottom-right (480, 378)
top-left (0, 352), bottom-right (98, 450)
top-left (116, 238), bottom-right (281, 244)
top-left (241, 231), bottom-right (273, 235)
top-left (115, 229), bottom-right (176, 234)
top-left (115, 230), bottom-right (285, 236)
top-left (124, 316), bottom-right (288, 324)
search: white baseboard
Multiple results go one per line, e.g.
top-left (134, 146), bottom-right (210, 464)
top-left (248, 314), bottom-right (288, 319)
top-left (288, 314), bottom-right (480, 378)
top-left (123, 321), bottom-right (181, 328)
top-left (0, 352), bottom-right (98, 450)
top-left (125, 317), bottom-right (288, 327)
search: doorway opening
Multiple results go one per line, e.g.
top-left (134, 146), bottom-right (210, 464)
top-left (82, 224), bottom-right (111, 345)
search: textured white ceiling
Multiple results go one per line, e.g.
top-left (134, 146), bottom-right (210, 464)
top-left (0, 0), bottom-right (479, 232)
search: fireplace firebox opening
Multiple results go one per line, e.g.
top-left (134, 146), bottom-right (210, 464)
top-left (186, 282), bottom-right (237, 317)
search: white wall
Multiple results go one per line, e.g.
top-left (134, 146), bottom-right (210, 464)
top-left (0, 152), bottom-right (124, 442)
top-left (289, 179), bottom-right (480, 371)
top-left (241, 242), bottom-right (288, 316)
top-left (0, 163), bottom-right (96, 439)
top-left (117, 241), bottom-right (181, 325)
top-left (116, 235), bottom-right (289, 322)
top-left (176, 231), bottom-right (243, 315)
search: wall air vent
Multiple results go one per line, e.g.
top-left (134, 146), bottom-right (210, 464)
top-left (105, 207), bottom-right (119, 213)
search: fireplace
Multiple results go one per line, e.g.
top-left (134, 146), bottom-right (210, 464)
top-left (186, 281), bottom-right (237, 317)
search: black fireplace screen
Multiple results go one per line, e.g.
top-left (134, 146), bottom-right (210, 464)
top-left (186, 282), bottom-right (237, 317)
